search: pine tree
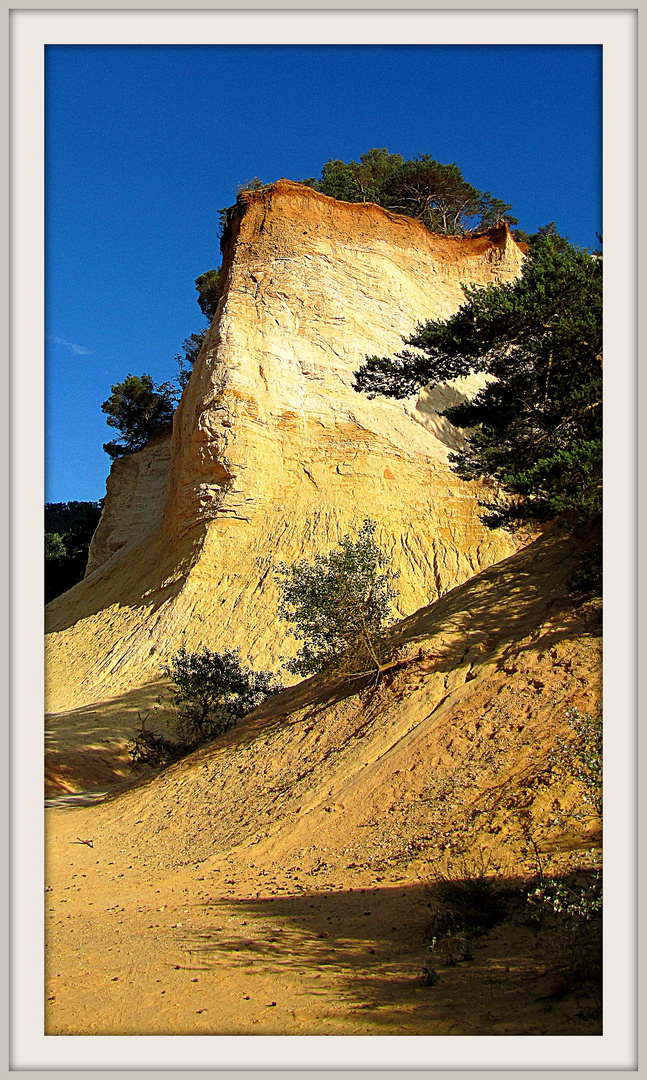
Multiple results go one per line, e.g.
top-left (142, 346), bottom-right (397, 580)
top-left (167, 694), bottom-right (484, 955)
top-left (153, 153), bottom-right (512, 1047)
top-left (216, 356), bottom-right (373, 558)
top-left (354, 234), bottom-right (601, 527)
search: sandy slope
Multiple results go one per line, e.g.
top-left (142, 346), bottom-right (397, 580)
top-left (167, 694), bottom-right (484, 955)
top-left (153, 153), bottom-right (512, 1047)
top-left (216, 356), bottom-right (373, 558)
top-left (45, 528), bottom-right (602, 1035)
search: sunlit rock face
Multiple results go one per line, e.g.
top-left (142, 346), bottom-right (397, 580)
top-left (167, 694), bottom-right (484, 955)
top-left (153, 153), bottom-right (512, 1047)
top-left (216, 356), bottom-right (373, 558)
top-left (46, 180), bottom-right (524, 713)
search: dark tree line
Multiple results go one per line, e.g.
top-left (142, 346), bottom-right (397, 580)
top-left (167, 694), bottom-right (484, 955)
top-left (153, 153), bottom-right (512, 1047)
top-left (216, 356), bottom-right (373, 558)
top-left (45, 500), bottom-right (104, 603)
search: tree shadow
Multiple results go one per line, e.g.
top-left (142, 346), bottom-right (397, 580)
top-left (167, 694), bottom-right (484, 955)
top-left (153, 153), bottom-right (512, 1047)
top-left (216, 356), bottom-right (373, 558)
top-left (176, 871), bottom-right (602, 1035)
top-left (45, 679), bottom-right (174, 797)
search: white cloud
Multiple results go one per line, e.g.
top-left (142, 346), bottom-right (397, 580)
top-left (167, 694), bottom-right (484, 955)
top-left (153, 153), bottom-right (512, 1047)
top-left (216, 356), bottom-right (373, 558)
top-left (48, 335), bottom-right (91, 356)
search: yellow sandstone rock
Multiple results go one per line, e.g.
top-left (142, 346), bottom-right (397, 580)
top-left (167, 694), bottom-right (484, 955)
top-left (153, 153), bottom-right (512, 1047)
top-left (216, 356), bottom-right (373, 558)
top-left (46, 181), bottom-right (524, 714)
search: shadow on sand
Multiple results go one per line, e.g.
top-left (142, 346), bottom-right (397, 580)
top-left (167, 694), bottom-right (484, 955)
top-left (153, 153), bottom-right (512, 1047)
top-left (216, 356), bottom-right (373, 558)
top-left (177, 871), bottom-right (602, 1035)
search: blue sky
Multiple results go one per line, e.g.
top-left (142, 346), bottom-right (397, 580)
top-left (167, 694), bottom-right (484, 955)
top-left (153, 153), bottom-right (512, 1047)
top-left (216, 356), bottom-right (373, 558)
top-left (45, 44), bottom-right (602, 504)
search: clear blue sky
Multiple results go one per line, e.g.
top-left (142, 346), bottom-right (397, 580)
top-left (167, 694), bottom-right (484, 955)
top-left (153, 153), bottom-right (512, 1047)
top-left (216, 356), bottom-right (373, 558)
top-left (45, 44), bottom-right (602, 504)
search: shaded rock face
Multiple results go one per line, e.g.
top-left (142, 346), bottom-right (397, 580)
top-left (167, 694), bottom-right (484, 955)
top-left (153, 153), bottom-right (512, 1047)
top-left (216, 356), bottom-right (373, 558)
top-left (46, 181), bottom-right (524, 713)
top-left (85, 424), bottom-right (173, 577)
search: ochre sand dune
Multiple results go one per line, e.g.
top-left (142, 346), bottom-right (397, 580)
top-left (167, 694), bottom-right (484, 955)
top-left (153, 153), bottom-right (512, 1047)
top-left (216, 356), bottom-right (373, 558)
top-left (46, 529), bottom-right (601, 1035)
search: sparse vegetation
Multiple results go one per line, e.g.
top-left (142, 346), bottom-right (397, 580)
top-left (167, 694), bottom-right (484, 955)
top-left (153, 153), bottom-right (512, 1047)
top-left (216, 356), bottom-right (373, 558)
top-left (549, 706), bottom-right (602, 817)
top-left (421, 709), bottom-right (602, 1004)
top-left (275, 519), bottom-right (398, 678)
top-left (195, 268), bottom-right (223, 322)
top-left (175, 329), bottom-right (208, 390)
top-left (423, 854), bottom-right (509, 979)
top-left (523, 868), bottom-right (602, 1004)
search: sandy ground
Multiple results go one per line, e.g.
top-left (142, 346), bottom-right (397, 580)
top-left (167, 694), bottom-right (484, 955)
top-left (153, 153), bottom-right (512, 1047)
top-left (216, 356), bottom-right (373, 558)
top-left (45, 529), bottom-right (602, 1036)
top-left (45, 809), bottom-right (600, 1036)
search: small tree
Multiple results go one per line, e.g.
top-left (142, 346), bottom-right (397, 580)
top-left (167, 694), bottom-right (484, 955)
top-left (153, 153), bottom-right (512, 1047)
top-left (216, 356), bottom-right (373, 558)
top-left (237, 177), bottom-right (267, 194)
top-left (381, 156), bottom-right (484, 235)
top-left (102, 373), bottom-right (177, 460)
top-left (175, 329), bottom-right (207, 390)
top-left (195, 268), bottom-right (223, 322)
top-left (275, 519), bottom-right (398, 678)
top-left (162, 647), bottom-right (282, 751)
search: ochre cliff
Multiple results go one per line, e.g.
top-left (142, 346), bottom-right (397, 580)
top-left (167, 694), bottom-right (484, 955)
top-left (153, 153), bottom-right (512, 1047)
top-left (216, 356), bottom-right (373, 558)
top-left (46, 180), bottom-right (525, 714)
top-left (85, 424), bottom-right (173, 576)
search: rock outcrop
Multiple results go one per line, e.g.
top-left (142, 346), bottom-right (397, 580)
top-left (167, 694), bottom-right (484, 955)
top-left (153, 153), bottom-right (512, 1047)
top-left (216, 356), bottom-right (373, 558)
top-left (85, 424), bottom-right (173, 576)
top-left (46, 181), bottom-right (524, 714)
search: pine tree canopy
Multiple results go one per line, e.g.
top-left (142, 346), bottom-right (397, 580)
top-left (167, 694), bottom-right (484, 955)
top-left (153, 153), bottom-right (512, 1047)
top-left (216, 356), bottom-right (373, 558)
top-left (101, 373), bottom-right (177, 459)
top-left (309, 148), bottom-right (517, 236)
top-left (195, 268), bottom-right (222, 321)
top-left (354, 234), bottom-right (602, 527)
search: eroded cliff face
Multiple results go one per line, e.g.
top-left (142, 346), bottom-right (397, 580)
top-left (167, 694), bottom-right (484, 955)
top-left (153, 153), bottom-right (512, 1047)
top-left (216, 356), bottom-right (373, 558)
top-left (46, 181), bottom-right (524, 713)
top-left (85, 424), bottom-right (173, 576)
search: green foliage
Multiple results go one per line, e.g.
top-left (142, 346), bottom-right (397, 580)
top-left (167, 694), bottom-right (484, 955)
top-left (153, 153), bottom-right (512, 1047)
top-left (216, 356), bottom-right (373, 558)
top-left (175, 329), bottom-right (208, 390)
top-left (355, 233), bottom-right (602, 527)
top-left (520, 707), bottom-right (603, 1000)
top-left (314, 148), bottom-right (516, 235)
top-left (45, 531), bottom-right (66, 562)
top-left (381, 156), bottom-right (479, 235)
top-left (101, 373), bottom-right (177, 460)
top-left (162, 647), bottom-right (283, 751)
top-left (275, 519), bottom-right (398, 677)
top-left (318, 148), bottom-right (404, 205)
top-left (237, 176), bottom-right (267, 194)
top-left (512, 221), bottom-right (572, 253)
top-left (195, 268), bottom-right (223, 322)
top-left (525, 868), bottom-right (602, 1001)
top-left (569, 541), bottom-right (602, 596)
top-left (45, 500), bottom-right (103, 603)
top-left (527, 872), bottom-right (602, 923)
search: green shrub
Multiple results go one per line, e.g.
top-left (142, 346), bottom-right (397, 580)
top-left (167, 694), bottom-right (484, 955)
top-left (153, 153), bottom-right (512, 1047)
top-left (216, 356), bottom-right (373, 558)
top-left (195, 268), bottom-right (223, 322)
top-left (101, 373), bottom-right (177, 459)
top-left (525, 869), bottom-right (602, 1001)
top-left (162, 647), bottom-right (283, 752)
top-left (275, 519), bottom-right (398, 677)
